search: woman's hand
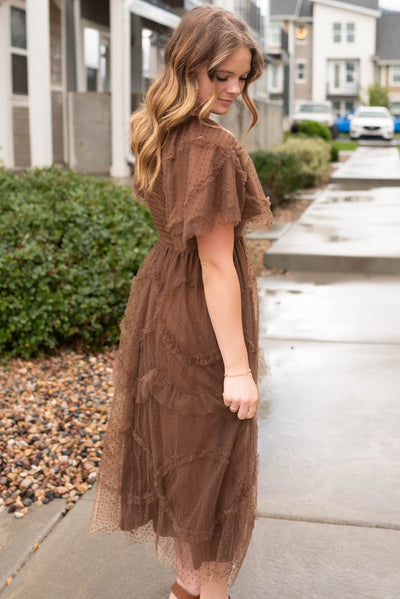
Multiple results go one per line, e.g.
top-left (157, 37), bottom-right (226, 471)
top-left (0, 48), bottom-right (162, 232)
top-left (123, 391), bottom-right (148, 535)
top-left (223, 374), bottom-right (259, 420)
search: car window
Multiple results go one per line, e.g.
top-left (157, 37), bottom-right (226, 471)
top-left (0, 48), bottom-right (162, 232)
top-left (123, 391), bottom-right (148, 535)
top-left (355, 110), bottom-right (391, 119)
top-left (299, 104), bottom-right (330, 113)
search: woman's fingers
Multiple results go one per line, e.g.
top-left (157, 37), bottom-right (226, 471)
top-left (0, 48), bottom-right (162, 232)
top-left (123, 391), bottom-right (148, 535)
top-left (246, 405), bottom-right (257, 419)
top-left (237, 400), bottom-right (258, 420)
top-left (223, 377), bottom-right (259, 419)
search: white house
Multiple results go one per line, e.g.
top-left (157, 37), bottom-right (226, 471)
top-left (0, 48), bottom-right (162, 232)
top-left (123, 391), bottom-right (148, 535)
top-left (269, 0), bottom-right (400, 117)
top-left (311, 0), bottom-right (380, 115)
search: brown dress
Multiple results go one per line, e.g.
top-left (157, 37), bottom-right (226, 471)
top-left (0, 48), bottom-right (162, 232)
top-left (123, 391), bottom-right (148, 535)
top-left (88, 116), bottom-right (273, 587)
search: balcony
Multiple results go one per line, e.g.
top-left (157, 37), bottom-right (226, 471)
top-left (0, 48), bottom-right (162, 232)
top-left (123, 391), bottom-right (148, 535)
top-left (326, 81), bottom-right (359, 97)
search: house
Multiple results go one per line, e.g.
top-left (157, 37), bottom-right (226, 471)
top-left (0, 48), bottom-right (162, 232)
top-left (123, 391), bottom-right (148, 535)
top-left (375, 12), bottom-right (400, 117)
top-left (0, 0), bottom-right (283, 176)
top-left (0, 0), bottom-right (185, 176)
top-left (312, 0), bottom-right (379, 115)
top-left (268, 0), bottom-right (313, 114)
top-left (269, 0), bottom-right (400, 118)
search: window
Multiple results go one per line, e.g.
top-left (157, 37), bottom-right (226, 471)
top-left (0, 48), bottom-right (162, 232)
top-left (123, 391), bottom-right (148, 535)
top-left (142, 27), bottom-right (169, 91)
top-left (83, 25), bottom-right (110, 92)
top-left (271, 64), bottom-right (278, 88)
top-left (269, 63), bottom-right (281, 92)
top-left (334, 64), bottom-right (340, 88)
top-left (333, 22), bottom-right (341, 43)
top-left (346, 22), bottom-right (355, 43)
top-left (390, 66), bottom-right (400, 85)
top-left (269, 22), bottom-right (282, 48)
top-left (391, 101), bottom-right (400, 117)
top-left (345, 100), bottom-right (354, 111)
top-left (296, 60), bottom-right (306, 83)
top-left (333, 100), bottom-right (341, 114)
top-left (346, 61), bottom-right (356, 83)
top-left (10, 6), bottom-right (28, 95)
top-left (100, 42), bottom-right (110, 92)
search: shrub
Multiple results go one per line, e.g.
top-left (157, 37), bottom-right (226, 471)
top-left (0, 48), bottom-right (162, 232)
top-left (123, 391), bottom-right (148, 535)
top-left (298, 120), bottom-right (331, 141)
top-left (276, 136), bottom-right (331, 187)
top-left (367, 82), bottom-right (390, 109)
top-left (0, 166), bottom-right (158, 359)
top-left (330, 143), bottom-right (339, 163)
top-left (249, 150), bottom-right (305, 207)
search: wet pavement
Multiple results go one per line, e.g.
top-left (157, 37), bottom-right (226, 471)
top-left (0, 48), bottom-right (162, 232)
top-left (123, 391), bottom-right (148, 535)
top-left (266, 146), bottom-right (400, 274)
top-left (265, 185), bottom-right (400, 273)
top-left (2, 146), bottom-right (400, 598)
top-left (257, 272), bottom-right (400, 528)
top-left (331, 146), bottom-right (400, 185)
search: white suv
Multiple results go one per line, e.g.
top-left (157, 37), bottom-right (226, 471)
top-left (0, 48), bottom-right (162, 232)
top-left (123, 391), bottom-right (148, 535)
top-left (290, 100), bottom-right (338, 138)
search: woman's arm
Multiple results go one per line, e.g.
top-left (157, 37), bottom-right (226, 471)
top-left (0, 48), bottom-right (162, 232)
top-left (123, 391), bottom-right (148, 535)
top-left (196, 222), bottom-right (259, 420)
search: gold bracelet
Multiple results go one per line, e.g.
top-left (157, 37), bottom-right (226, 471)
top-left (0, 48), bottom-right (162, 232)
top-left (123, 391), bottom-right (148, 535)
top-left (224, 368), bottom-right (251, 378)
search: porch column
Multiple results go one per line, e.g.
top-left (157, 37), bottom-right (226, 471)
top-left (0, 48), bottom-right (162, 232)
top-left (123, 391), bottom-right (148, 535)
top-left (26, 0), bottom-right (53, 166)
top-left (110, 0), bottom-right (130, 178)
top-left (0, 2), bottom-right (13, 167)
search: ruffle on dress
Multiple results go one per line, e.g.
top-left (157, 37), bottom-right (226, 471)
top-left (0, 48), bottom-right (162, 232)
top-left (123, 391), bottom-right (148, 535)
top-left (160, 117), bottom-right (273, 252)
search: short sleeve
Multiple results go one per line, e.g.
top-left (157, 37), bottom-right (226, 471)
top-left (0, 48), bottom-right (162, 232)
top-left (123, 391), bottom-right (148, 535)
top-left (163, 140), bottom-right (245, 251)
top-left (239, 151), bottom-right (273, 238)
top-left (162, 131), bottom-right (273, 251)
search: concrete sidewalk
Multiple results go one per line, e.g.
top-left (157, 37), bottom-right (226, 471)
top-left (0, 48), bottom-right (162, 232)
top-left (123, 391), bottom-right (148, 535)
top-left (331, 146), bottom-right (400, 186)
top-left (264, 185), bottom-right (400, 274)
top-left (2, 270), bottom-right (400, 598)
top-left (2, 147), bottom-right (400, 598)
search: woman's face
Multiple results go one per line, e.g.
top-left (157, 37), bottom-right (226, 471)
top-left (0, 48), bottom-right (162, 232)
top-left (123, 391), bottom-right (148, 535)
top-left (196, 46), bottom-right (252, 115)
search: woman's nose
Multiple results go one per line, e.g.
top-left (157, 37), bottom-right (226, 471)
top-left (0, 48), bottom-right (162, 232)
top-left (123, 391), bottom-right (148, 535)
top-left (226, 79), bottom-right (241, 95)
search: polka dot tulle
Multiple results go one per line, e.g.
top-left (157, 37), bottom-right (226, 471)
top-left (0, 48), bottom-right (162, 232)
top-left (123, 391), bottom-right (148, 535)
top-left (88, 116), bottom-right (273, 587)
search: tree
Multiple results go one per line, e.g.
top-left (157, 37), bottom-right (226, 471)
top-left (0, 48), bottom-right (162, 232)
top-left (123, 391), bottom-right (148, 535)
top-left (367, 82), bottom-right (390, 108)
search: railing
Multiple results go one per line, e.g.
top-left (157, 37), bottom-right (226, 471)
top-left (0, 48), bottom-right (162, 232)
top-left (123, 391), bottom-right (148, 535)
top-left (326, 81), bottom-right (359, 96)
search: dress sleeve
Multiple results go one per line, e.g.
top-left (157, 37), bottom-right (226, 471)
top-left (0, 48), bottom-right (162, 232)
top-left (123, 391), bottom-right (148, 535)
top-left (163, 140), bottom-right (248, 251)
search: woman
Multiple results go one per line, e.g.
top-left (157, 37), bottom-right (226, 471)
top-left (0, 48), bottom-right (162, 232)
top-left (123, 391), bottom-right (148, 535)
top-left (89, 6), bottom-right (272, 599)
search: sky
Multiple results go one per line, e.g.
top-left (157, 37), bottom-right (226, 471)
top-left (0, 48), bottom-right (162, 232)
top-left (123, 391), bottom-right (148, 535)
top-left (379, 0), bottom-right (400, 10)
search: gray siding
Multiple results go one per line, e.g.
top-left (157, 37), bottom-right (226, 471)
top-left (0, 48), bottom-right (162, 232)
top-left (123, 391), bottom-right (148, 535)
top-left (13, 106), bottom-right (31, 167)
top-left (52, 92), bottom-right (64, 164)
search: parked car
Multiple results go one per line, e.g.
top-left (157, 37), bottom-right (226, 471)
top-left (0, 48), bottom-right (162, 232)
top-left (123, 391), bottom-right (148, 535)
top-left (392, 113), bottom-right (400, 133)
top-left (290, 100), bottom-right (338, 138)
top-left (350, 106), bottom-right (394, 140)
top-left (336, 110), bottom-right (355, 134)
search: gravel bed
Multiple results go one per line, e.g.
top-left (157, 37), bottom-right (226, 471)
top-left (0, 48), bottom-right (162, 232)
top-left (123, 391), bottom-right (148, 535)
top-left (0, 347), bottom-right (116, 518)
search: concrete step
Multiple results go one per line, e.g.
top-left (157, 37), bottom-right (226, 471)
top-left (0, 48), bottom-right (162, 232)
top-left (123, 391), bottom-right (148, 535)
top-left (331, 146), bottom-right (400, 185)
top-left (264, 186), bottom-right (400, 274)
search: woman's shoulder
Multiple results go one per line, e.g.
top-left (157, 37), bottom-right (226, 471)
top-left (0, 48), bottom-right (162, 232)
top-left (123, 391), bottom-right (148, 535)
top-left (166, 116), bottom-right (241, 157)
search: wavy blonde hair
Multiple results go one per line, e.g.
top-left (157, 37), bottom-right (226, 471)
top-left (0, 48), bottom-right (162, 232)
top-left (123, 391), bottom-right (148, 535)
top-left (130, 6), bottom-right (265, 192)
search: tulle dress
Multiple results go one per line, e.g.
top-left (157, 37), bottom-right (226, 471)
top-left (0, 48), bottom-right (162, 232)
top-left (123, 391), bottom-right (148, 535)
top-left (88, 115), bottom-right (273, 587)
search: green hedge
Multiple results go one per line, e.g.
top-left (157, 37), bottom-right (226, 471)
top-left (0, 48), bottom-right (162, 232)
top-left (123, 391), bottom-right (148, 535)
top-left (329, 143), bottom-right (340, 162)
top-left (298, 120), bottom-right (331, 141)
top-left (276, 136), bottom-right (331, 188)
top-left (0, 167), bottom-right (158, 359)
top-left (249, 150), bottom-right (305, 208)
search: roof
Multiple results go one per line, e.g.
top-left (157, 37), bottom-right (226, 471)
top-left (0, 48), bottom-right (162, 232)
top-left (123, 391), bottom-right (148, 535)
top-left (376, 13), bottom-right (400, 61)
top-left (270, 0), bottom-right (297, 16)
top-left (312, 0), bottom-right (379, 10)
top-left (270, 0), bottom-right (378, 18)
top-left (270, 0), bottom-right (313, 17)
top-left (338, 0), bottom-right (379, 9)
